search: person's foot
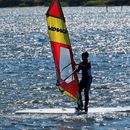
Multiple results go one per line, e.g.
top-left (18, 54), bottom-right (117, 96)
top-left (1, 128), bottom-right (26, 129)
top-left (75, 107), bottom-right (83, 111)
top-left (84, 107), bottom-right (88, 113)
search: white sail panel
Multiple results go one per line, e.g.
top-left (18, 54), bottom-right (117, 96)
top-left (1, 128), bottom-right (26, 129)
top-left (60, 47), bottom-right (73, 83)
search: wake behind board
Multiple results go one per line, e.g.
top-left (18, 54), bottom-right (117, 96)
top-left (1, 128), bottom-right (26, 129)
top-left (15, 106), bottom-right (130, 114)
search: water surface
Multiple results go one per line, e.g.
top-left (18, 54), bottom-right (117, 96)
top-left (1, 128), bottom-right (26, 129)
top-left (0, 6), bottom-right (130, 130)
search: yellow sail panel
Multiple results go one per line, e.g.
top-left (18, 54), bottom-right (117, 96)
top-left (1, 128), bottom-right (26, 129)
top-left (47, 16), bottom-right (70, 45)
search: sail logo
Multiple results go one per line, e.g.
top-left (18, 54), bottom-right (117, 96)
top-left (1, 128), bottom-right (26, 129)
top-left (48, 26), bottom-right (67, 34)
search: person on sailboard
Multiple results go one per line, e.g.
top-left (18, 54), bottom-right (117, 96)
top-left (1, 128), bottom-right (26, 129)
top-left (76, 51), bottom-right (92, 112)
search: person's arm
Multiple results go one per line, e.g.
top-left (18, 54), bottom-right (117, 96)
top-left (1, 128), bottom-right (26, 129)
top-left (76, 63), bottom-right (81, 73)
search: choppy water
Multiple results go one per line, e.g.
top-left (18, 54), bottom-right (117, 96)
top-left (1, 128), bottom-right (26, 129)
top-left (0, 6), bottom-right (130, 130)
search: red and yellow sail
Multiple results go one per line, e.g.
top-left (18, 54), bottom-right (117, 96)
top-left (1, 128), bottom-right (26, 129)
top-left (46, 0), bottom-right (79, 100)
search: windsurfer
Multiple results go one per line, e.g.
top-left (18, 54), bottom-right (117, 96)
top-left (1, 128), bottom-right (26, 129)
top-left (76, 51), bottom-right (92, 112)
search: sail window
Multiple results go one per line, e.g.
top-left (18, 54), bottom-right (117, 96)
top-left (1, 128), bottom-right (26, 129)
top-left (60, 47), bottom-right (73, 83)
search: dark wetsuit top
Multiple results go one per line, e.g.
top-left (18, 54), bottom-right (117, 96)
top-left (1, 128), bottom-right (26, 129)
top-left (77, 61), bottom-right (92, 83)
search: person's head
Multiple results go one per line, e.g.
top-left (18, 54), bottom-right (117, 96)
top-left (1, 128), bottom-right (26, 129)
top-left (82, 51), bottom-right (89, 61)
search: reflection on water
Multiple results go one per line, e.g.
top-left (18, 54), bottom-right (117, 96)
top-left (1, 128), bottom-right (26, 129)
top-left (0, 6), bottom-right (130, 129)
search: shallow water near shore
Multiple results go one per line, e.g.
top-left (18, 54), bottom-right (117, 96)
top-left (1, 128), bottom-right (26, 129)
top-left (0, 6), bottom-right (130, 129)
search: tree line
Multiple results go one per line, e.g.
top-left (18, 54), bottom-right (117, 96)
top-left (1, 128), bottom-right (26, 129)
top-left (0, 0), bottom-right (130, 7)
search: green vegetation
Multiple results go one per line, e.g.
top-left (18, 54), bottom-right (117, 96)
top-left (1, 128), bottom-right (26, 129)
top-left (107, 0), bottom-right (130, 6)
top-left (0, 0), bottom-right (129, 7)
top-left (85, 0), bottom-right (107, 6)
top-left (0, 0), bottom-right (45, 7)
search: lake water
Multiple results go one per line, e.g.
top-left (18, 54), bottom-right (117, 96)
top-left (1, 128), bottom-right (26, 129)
top-left (0, 6), bottom-right (130, 130)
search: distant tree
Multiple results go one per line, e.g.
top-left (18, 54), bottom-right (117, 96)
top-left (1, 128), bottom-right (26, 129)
top-left (44, 0), bottom-right (51, 6)
top-left (25, 0), bottom-right (35, 6)
top-left (33, 0), bottom-right (44, 6)
top-left (67, 0), bottom-right (84, 6)
top-left (107, 0), bottom-right (130, 6)
top-left (0, 0), bottom-right (19, 7)
top-left (121, 0), bottom-right (130, 5)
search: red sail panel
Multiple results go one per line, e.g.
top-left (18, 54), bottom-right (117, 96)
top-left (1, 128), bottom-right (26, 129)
top-left (47, 0), bottom-right (64, 18)
top-left (46, 0), bottom-right (79, 100)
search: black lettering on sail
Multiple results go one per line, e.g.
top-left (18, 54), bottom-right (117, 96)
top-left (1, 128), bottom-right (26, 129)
top-left (48, 26), bottom-right (67, 34)
top-left (52, 27), bottom-right (56, 31)
top-left (56, 28), bottom-right (63, 33)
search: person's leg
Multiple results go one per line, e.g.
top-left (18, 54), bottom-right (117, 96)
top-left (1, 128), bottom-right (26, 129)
top-left (84, 78), bottom-right (92, 112)
top-left (84, 83), bottom-right (91, 112)
top-left (84, 89), bottom-right (89, 112)
top-left (77, 88), bottom-right (83, 109)
top-left (76, 82), bottom-right (84, 110)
